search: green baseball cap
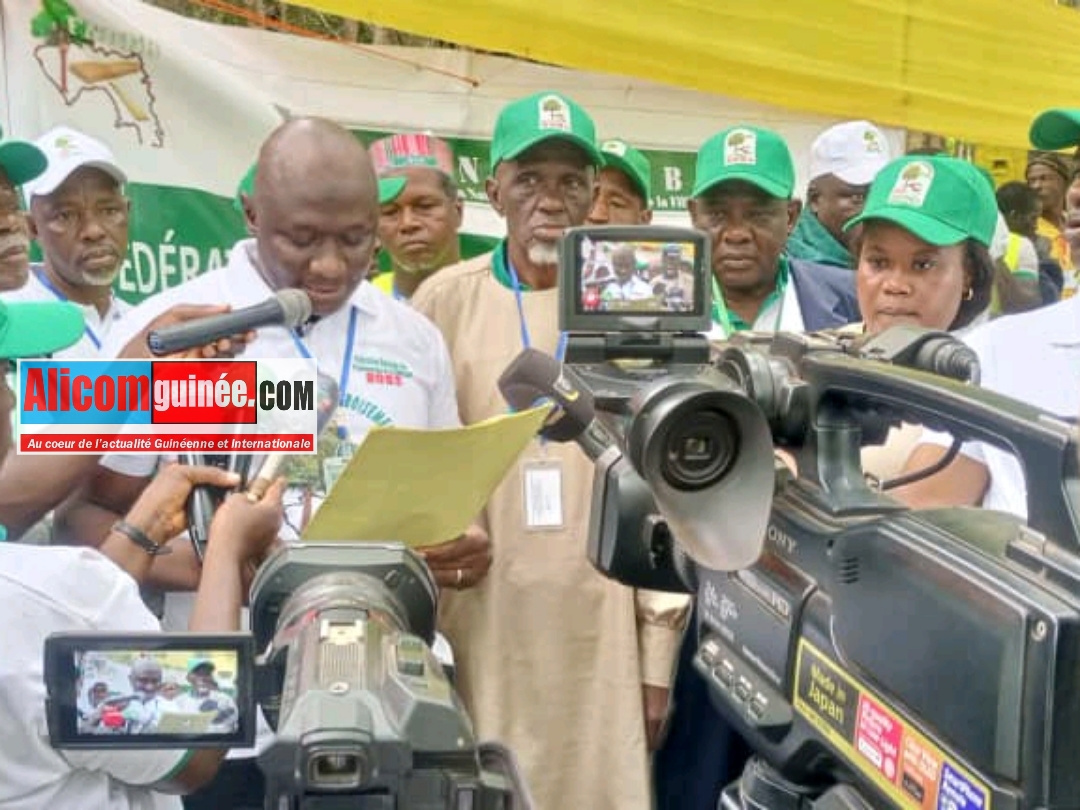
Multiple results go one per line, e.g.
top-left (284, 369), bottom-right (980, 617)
top-left (844, 155), bottom-right (997, 247)
top-left (599, 138), bottom-right (651, 201)
top-left (974, 165), bottom-right (996, 192)
top-left (489, 92), bottom-right (602, 170)
top-left (188, 657), bottom-right (215, 673)
top-left (692, 126), bottom-right (796, 199)
top-left (0, 300), bottom-right (84, 358)
top-left (1030, 108), bottom-right (1080, 151)
top-left (378, 177), bottom-right (408, 205)
top-left (0, 125), bottom-right (47, 188)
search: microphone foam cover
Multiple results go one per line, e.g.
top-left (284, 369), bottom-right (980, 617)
top-left (277, 289), bottom-right (313, 327)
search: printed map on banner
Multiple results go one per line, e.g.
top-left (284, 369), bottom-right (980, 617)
top-left (3, 0), bottom-right (907, 303)
top-left (3, 0), bottom-right (279, 304)
top-left (30, 0), bottom-right (164, 147)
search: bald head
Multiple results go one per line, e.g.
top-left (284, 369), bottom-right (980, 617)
top-left (244, 117), bottom-right (381, 316)
top-left (254, 118), bottom-right (377, 208)
top-left (612, 244), bottom-right (636, 280)
top-left (129, 657), bottom-right (162, 698)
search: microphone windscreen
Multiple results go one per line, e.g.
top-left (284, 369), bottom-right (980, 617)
top-left (498, 348), bottom-right (596, 443)
top-left (277, 289), bottom-right (313, 328)
top-left (498, 348), bottom-right (561, 412)
top-left (541, 368), bottom-right (596, 442)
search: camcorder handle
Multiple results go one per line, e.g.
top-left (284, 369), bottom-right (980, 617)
top-left (797, 351), bottom-right (1079, 549)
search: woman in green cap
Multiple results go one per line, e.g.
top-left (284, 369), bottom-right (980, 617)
top-left (839, 153), bottom-right (997, 480)
top-left (845, 154), bottom-right (996, 341)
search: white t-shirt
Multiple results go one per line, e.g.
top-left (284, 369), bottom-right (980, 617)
top-left (921, 295), bottom-right (1080, 518)
top-left (174, 691), bottom-right (238, 734)
top-left (603, 275), bottom-right (653, 301)
top-left (1, 265), bottom-right (130, 359)
top-left (0, 544), bottom-right (183, 810)
top-left (707, 272), bottom-right (806, 341)
top-left (96, 239), bottom-right (461, 756)
top-left (100, 239), bottom-right (459, 478)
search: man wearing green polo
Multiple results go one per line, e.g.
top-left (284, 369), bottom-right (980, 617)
top-left (687, 125), bottom-right (859, 342)
top-left (656, 125), bottom-right (858, 810)
top-left (412, 91), bottom-right (688, 810)
top-left (587, 137), bottom-right (653, 225)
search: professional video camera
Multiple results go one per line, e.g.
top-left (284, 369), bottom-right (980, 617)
top-left (44, 543), bottom-right (531, 809)
top-left (499, 225), bottom-right (1080, 810)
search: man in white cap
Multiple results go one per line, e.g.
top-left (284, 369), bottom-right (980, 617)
top-left (2, 126), bottom-right (130, 357)
top-left (787, 120), bottom-right (891, 269)
top-left (0, 127), bottom-right (131, 544)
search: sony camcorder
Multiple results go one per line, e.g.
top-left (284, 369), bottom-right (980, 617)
top-left (43, 543), bottom-right (532, 810)
top-left (500, 225), bottom-right (1080, 810)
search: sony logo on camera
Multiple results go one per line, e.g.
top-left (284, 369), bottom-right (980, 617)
top-left (766, 524), bottom-right (797, 556)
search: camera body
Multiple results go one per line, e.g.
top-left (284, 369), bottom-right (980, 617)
top-left (500, 224), bottom-right (1080, 809)
top-left (44, 543), bottom-right (532, 810)
top-left (250, 543), bottom-right (519, 808)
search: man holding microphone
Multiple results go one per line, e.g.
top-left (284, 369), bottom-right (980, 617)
top-left (44, 117), bottom-right (491, 810)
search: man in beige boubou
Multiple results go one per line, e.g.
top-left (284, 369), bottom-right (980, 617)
top-left (411, 91), bottom-right (689, 810)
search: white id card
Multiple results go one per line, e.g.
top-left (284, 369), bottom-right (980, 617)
top-left (522, 459), bottom-right (564, 530)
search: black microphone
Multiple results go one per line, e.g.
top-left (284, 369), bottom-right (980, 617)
top-left (497, 348), bottom-right (616, 460)
top-left (147, 289), bottom-right (313, 356)
top-left (911, 336), bottom-right (981, 384)
top-left (180, 452), bottom-right (224, 562)
top-left (853, 326), bottom-right (981, 384)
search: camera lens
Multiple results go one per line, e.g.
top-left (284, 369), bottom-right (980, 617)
top-left (660, 408), bottom-right (739, 490)
top-left (308, 750), bottom-right (366, 788)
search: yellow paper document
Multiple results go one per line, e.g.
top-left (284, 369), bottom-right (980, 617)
top-left (301, 405), bottom-right (552, 546)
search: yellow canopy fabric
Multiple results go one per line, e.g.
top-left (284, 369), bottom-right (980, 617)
top-left (286, 0), bottom-right (1080, 151)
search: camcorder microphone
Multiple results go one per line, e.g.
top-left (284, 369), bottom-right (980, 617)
top-left (147, 289), bottom-right (312, 356)
top-left (497, 347), bottom-right (616, 460)
top-left (852, 325), bottom-right (981, 384)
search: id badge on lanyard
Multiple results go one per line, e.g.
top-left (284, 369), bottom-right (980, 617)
top-left (507, 255), bottom-right (567, 532)
top-left (522, 452), bottom-right (564, 531)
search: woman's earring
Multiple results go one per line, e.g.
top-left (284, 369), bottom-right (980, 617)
top-left (963, 287), bottom-right (974, 301)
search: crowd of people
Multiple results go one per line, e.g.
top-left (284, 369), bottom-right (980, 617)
top-left (78, 655), bottom-right (238, 736)
top-left (0, 87), bottom-right (1075, 810)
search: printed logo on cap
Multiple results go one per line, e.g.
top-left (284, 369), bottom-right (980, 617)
top-left (724, 129), bottom-right (757, 167)
top-left (539, 95), bottom-right (572, 132)
top-left (53, 134), bottom-right (78, 159)
top-left (888, 161), bottom-right (934, 208)
top-left (601, 139), bottom-right (627, 157)
top-left (862, 129), bottom-right (883, 154)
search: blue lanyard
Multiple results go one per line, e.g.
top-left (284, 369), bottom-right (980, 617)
top-left (33, 267), bottom-right (103, 350)
top-left (506, 259), bottom-right (568, 360)
top-left (289, 306), bottom-right (358, 407)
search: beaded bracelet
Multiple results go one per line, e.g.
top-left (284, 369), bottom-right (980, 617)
top-left (111, 521), bottom-right (172, 556)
